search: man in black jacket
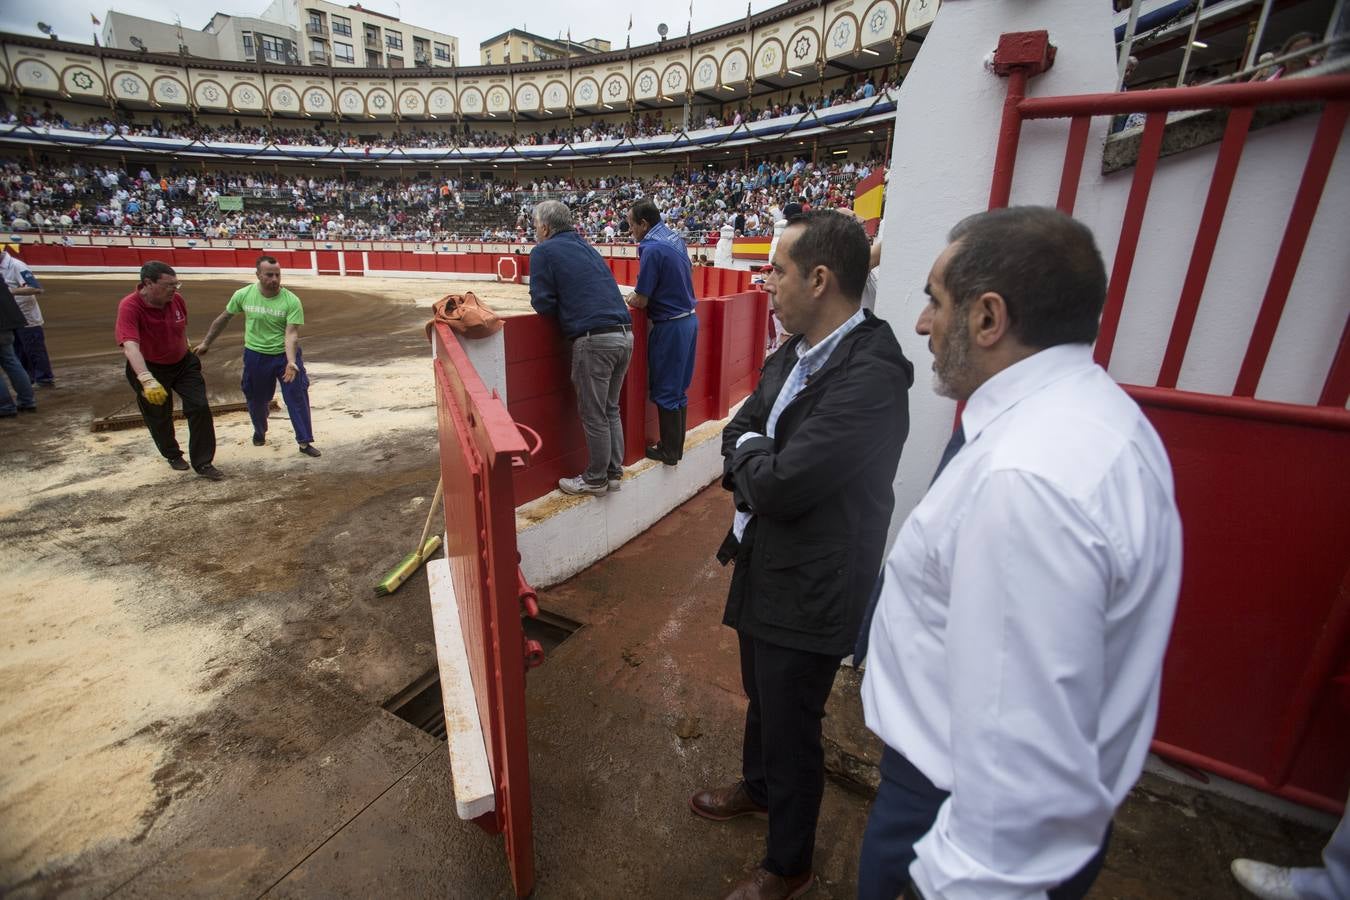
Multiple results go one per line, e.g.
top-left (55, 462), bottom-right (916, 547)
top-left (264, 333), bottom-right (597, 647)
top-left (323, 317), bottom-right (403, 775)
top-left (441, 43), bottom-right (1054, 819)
top-left (691, 211), bottom-right (913, 900)
top-left (0, 279), bottom-right (37, 417)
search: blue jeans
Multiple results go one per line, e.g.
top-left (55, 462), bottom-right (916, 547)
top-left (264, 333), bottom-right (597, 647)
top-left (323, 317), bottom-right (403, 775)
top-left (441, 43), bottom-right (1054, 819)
top-left (0, 329), bottom-right (35, 414)
top-left (241, 347), bottom-right (314, 445)
top-left (648, 314), bottom-right (698, 410)
top-left (15, 325), bottom-right (54, 384)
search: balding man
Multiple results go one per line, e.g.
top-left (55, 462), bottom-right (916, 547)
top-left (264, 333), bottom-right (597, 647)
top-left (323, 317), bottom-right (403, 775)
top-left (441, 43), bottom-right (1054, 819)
top-left (528, 200), bottom-right (633, 495)
top-left (858, 207), bottom-right (1183, 900)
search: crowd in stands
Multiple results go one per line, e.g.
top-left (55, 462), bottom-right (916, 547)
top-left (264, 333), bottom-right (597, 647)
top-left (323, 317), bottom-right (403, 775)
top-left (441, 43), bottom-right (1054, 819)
top-left (1, 153), bottom-right (880, 245)
top-left (0, 75), bottom-right (896, 152)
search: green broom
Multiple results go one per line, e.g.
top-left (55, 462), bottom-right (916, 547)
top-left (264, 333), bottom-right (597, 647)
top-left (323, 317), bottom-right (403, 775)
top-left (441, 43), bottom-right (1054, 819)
top-left (374, 477), bottom-right (444, 597)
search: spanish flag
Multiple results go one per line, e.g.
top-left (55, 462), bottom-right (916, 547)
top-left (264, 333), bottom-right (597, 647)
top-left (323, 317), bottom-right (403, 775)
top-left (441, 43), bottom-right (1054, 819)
top-left (853, 168), bottom-right (886, 237)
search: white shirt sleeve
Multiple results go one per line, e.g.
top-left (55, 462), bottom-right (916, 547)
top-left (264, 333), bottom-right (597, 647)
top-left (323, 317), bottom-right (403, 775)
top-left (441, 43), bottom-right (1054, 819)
top-left (911, 470), bottom-right (1117, 900)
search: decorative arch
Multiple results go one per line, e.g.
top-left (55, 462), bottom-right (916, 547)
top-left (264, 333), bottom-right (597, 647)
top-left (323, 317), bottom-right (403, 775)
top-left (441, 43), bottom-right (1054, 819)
top-left (634, 67), bottom-right (660, 99)
top-left (337, 88), bottom-right (365, 116)
top-left (399, 88), bottom-right (426, 115)
top-left (111, 71), bottom-right (152, 103)
top-left (302, 86), bottom-right (334, 115)
top-left (541, 80), bottom-right (569, 111)
top-left (825, 13), bottom-right (860, 58)
top-left (230, 82), bottom-right (264, 110)
top-left (785, 27), bottom-right (820, 69)
top-left (572, 77), bottom-right (599, 107)
top-left (719, 49), bottom-right (750, 86)
top-left (60, 65), bottom-right (104, 98)
top-left (194, 79), bottom-right (229, 109)
top-left (13, 59), bottom-right (59, 93)
top-left (485, 85), bottom-right (511, 112)
top-left (365, 87), bottom-right (394, 116)
top-left (269, 84), bottom-right (300, 112)
top-left (459, 87), bottom-right (484, 114)
top-left (600, 73), bottom-right (628, 106)
top-left (151, 76), bottom-right (188, 106)
top-left (754, 38), bottom-right (785, 79)
top-left (427, 87), bottom-right (456, 115)
top-left (515, 82), bottom-right (541, 113)
top-left (660, 63), bottom-right (688, 95)
top-left (861, 0), bottom-right (900, 45)
top-left (692, 55), bottom-right (718, 90)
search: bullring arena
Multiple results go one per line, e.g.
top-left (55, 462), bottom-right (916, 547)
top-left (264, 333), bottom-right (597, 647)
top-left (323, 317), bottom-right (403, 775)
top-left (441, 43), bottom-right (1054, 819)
top-left (3, 0), bottom-right (1349, 898)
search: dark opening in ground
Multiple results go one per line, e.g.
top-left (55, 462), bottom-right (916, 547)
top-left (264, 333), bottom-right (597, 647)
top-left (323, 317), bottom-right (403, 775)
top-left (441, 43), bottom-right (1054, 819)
top-left (384, 609), bottom-right (582, 739)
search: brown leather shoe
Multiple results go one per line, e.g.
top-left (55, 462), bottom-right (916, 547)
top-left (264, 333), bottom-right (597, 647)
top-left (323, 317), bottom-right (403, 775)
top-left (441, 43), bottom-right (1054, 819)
top-left (689, 781), bottom-right (768, 821)
top-left (723, 866), bottom-right (814, 900)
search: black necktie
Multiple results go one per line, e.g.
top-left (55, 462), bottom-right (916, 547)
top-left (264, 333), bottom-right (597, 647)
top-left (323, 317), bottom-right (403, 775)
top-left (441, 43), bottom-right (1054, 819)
top-left (854, 422), bottom-right (967, 664)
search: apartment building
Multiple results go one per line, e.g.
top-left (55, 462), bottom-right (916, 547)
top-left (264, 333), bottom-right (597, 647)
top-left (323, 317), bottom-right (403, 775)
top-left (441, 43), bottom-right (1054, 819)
top-left (478, 29), bottom-right (609, 65)
top-left (259, 0), bottom-right (458, 68)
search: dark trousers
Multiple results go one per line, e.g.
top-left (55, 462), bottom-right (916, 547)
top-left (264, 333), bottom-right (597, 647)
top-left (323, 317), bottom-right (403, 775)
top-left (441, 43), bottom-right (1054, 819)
top-left (857, 747), bottom-right (1113, 900)
top-left (241, 347), bottom-right (313, 445)
top-left (739, 632), bottom-right (842, 878)
top-left (647, 315), bottom-right (698, 410)
top-left (0, 329), bottom-right (35, 413)
top-left (125, 352), bottom-right (216, 471)
top-left (15, 325), bottom-right (54, 384)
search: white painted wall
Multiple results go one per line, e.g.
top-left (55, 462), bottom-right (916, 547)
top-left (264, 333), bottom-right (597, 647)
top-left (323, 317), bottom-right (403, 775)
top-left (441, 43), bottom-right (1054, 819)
top-left (874, 0), bottom-right (1349, 539)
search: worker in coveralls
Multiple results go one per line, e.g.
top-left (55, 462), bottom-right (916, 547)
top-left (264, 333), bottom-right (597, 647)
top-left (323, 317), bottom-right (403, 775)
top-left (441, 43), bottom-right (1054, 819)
top-left (626, 198), bottom-right (698, 465)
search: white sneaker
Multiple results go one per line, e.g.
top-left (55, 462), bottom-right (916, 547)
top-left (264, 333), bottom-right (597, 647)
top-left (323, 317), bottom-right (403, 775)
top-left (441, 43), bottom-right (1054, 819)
top-left (558, 475), bottom-right (608, 496)
top-left (607, 476), bottom-right (622, 492)
top-left (1231, 860), bottom-right (1299, 900)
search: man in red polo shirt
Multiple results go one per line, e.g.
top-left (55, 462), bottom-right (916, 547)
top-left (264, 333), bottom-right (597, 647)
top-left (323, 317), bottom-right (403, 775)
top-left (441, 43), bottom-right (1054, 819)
top-left (115, 261), bottom-right (223, 481)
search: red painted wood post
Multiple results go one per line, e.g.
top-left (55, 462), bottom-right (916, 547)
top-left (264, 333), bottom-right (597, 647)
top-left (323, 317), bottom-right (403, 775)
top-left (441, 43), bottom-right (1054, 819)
top-left (711, 298), bottom-right (733, 420)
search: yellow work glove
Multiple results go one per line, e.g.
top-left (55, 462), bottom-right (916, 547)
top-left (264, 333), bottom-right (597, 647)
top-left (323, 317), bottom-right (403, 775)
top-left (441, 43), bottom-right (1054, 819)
top-left (137, 371), bottom-right (169, 405)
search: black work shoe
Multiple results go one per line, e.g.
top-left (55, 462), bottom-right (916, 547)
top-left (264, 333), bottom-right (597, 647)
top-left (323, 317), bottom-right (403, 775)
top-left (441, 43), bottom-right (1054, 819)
top-left (168, 457), bottom-right (191, 471)
top-left (196, 464), bottom-right (225, 481)
top-left (252, 433), bottom-right (266, 446)
top-left (298, 444), bottom-right (321, 458)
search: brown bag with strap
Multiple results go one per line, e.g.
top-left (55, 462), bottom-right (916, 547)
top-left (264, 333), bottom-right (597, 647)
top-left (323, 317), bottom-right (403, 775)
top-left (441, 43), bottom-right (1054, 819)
top-left (425, 291), bottom-right (503, 340)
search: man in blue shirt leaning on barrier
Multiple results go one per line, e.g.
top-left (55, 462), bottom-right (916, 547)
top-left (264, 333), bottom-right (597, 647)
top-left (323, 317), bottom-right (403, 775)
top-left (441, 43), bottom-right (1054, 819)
top-left (626, 198), bottom-right (699, 466)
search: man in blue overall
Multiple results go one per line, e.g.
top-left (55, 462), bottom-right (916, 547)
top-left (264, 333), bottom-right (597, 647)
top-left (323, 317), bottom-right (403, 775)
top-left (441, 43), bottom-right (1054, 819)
top-left (626, 199), bottom-right (698, 466)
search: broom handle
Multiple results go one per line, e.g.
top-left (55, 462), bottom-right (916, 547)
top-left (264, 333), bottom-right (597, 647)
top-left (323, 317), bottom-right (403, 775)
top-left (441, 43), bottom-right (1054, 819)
top-left (416, 477), bottom-right (445, 552)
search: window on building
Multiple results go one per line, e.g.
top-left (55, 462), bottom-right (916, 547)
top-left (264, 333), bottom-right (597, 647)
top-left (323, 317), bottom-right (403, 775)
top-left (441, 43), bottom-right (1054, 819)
top-left (259, 33), bottom-right (288, 63)
top-left (307, 12), bottom-right (323, 29)
top-left (434, 42), bottom-right (450, 61)
top-left (388, 55), bottom-right (403, 68)
top-left (385, 30), bottom-right (403, 50)
top-left (366, 49), bottom-right (381, 66)
top-left (484, 49), bottom-right (491, 63)
top-left (331, 14), bottom-right (352, 36)
top-left (310, 37), bottom-right (326, 54)
top-left (334, 41), bottom-right (354, 63)
top-left (242, 32), bottom-right (255, 58)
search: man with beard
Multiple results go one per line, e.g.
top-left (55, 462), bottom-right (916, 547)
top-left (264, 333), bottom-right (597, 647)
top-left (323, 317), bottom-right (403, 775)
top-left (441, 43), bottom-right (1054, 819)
top-left (856, 207), bottom-right (1183, 900)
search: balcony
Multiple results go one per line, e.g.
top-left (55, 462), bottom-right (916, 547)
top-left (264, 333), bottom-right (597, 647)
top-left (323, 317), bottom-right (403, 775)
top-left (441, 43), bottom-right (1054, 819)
top-left (308, 50), bottom-right (330, 64)
top-left (414, 53), bottom-right (429, 66)
top-left (305, 22), bottom-right (328, 37)
top-left (364, 32), bottom-right (380, 47)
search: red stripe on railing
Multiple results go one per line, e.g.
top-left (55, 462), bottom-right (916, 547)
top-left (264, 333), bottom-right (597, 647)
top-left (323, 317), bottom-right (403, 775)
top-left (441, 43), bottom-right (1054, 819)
top-left (1156, 106), bottom-right (1255, 389)
top-left (1235, 101), bottom-right (1350, 398)
top-left (1319, 314), bottom-right (1350, 408)
top-left (989, 68), bottom-right (1028, 210)
top-left (1056, 115), bottom-right (1092, 215)
top-left (1018, 74), bottom-right (1350, 119)
top-left (1095, 111), bottom-right (1167, 369)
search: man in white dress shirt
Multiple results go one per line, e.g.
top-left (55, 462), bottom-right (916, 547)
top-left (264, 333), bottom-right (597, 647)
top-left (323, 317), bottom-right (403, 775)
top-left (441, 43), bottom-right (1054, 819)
top-left (858, 206), bottom-right (1183, 900)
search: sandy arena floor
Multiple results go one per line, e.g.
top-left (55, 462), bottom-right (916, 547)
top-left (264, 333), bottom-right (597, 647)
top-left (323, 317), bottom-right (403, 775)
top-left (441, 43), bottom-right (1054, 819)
top-left (0, 274), bottom-right (529, 891)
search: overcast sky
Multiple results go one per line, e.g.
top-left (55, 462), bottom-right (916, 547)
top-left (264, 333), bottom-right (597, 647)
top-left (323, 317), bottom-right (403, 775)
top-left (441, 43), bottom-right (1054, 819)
top-left (0, 0), bottom-right (782, 62)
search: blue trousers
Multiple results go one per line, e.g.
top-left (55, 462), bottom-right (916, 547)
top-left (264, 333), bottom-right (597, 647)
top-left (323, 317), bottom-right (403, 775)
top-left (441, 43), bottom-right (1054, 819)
top-left (0, 329), bottom-right (35, 414)
top-left (647, 315), bottom-right (698, 411)
top-left (858, 747), bottom-right (1112, 900)
top-left (15, 325), bottom-right (54, 384)
top-left (241, 347), bottom-right (313, 445)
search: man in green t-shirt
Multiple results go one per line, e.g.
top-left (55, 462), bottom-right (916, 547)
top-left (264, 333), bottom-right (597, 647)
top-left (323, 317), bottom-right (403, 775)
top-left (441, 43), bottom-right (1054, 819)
top-left (195, 255), bottom-right (320, 457)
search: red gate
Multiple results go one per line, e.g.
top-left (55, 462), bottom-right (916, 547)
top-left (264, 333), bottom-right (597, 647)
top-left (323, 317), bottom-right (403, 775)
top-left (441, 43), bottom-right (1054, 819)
top-left (989, 33), bottom-right (1350, 813)
top-left (431, 321), bottom-right (540, 895)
